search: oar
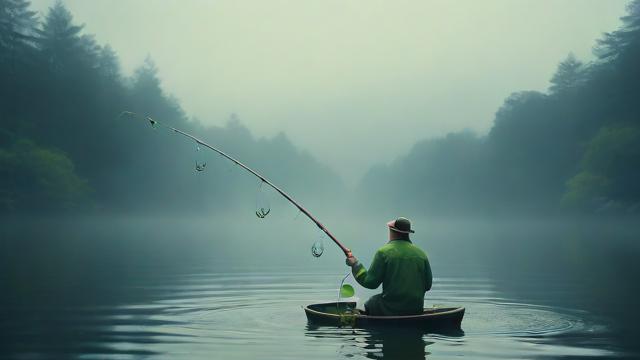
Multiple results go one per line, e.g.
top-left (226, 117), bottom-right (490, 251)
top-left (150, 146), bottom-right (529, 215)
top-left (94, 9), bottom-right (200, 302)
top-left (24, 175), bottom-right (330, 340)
top-left (119, 111), bottom-right (353, 258)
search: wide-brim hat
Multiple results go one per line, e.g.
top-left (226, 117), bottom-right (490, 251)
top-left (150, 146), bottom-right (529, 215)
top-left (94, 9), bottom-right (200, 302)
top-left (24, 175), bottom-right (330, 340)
top-left (387, 217), bottom-right (415, 234)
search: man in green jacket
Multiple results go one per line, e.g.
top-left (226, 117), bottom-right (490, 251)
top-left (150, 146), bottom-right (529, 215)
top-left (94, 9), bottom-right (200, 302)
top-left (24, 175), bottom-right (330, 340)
top-left (345, 217), bottom-right (432, 316)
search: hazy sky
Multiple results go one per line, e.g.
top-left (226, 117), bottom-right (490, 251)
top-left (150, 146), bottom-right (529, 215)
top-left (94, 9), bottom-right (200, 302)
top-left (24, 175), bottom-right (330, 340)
top-left (31, 0), bottom-right (627, 184)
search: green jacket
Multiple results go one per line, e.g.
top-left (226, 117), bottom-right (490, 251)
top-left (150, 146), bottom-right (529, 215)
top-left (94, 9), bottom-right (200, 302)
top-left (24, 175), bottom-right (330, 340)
top-left (352, 239), bottom-right (432, 315)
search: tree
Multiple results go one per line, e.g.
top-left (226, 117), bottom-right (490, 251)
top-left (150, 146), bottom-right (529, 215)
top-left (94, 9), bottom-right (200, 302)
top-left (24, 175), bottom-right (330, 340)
top-left (0, 0), bottom-right (38, 66)
top-left (562, 126), bottom-right (640, 211)
top-left (595, 0), bottom-right (640, 62)
top-left (96, 44), bottom-right (120, 81)
top-left (78, 33), bottom-right (100, 68)
top-left (549, 53), bottom-right (585, 94)
top-left (0, 138), bottom-right (91, 212)
top-left (0, 0), bottom-right (39, 138)
top-left (131, 56), bottom-right (163, 100)
top-left (0, 0), bottom-right (347, 215)
top-left (356, 131), bottom-right (486, 215)
top-left (37, 0), bottom-right (83, 72)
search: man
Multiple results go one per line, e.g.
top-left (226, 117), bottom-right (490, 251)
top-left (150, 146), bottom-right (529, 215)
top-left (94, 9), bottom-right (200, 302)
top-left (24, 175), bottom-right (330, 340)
top-left (345, 217), bottom-right (432, 316)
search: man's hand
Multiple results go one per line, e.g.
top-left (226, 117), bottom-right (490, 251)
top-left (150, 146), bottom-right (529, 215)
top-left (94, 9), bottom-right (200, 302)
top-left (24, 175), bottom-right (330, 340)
top-left (345, 256), bottom-right (359, 267)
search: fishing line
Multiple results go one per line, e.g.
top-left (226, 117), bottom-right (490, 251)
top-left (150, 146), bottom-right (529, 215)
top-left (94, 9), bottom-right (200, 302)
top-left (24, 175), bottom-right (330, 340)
top-left (119, 111), bottom-right (353, 258)
top-left (195, 142), bottom-right (207, 173)
top-left (311, 229), bottom-right (325, 257)
top-left (336, 271), bottom-right (355, 317)
top-left (255, 180), bottom-right (271, 219)
top-left (338, 272), bottom-right (351, 300)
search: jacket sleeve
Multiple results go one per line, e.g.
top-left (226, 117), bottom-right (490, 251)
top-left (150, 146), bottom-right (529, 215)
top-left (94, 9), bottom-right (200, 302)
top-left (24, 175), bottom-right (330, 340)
top-left (424, 257), bottom-right (433, 291)
top-left (352, 250), bottom-right (386, 289)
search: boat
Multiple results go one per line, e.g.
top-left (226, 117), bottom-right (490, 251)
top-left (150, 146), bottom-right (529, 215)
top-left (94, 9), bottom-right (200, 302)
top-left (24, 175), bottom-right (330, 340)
top-left (304, 301), bottom-right (465, 330)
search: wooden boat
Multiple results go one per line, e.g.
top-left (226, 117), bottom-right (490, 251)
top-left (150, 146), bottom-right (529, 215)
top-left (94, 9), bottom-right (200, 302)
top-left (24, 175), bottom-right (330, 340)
top-left (304, 301), bottom-right (465, 330)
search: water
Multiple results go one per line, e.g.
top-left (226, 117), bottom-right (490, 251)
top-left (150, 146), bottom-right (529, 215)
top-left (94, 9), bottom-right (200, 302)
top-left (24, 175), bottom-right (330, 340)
top-left (1, 217), bottom-right (637, 359)
top-left (0, 270), bottom-right (617, 359)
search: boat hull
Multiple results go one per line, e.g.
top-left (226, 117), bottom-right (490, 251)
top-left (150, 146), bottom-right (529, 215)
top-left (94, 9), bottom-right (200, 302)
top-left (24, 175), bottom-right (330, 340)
top-left (304, 302), bottom-right (465, 330)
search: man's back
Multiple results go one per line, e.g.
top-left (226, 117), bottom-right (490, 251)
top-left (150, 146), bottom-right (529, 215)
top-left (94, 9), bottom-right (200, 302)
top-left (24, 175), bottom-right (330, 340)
top-left (352, 239), bottom-right (432, 315)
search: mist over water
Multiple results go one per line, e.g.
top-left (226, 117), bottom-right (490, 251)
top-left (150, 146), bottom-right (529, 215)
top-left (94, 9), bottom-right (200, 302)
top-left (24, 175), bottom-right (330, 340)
top-left (25, 0), bottom-right (627, 184)
top-left (2, 216), bottom-right (638, 359)
top-left (2, 0), bottom-right (640, 358)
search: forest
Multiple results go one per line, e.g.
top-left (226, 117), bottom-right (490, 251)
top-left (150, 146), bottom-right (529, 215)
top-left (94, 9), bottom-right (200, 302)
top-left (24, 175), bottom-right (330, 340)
top-left (1, 0), bottom-right (639, 216)
top-left (357, 1), bottom-right (640, 216)
top-left (0, 0), bottom-right (344, 214)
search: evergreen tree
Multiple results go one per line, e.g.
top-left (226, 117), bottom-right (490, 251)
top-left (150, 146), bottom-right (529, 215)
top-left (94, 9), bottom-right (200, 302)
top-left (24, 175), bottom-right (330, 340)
top-left (0, 0), bottom-right (39, 134)
top-left (549, 53), bottom-right (584, 94)
top-left (96, 44), bottom-right (120, 81)
top-left (78, 33), bottom-right (99, 68)
top-left (0, 0), bottom-right (38, 66)
top-left (595, 0), bottom-right (640, 62)
top-left (0, 0), bottom-right (345, 214)
top-left (37, 0), bottom-right (83, 72)
top-left (132, 56), bottom-right (162, 99)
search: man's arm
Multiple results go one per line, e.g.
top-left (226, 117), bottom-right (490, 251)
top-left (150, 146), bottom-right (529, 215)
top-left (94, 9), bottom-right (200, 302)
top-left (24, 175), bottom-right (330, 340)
top-left (424, 257), bottom-right (432, 291)
top-left (349, 251), bottom-right (386, 289)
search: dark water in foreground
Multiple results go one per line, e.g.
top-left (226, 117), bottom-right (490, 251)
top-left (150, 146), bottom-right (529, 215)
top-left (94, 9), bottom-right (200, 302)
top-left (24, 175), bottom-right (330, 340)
top-left (1, 217), bottom-right (638, 359)
top-left (0, 271), bottom-right (619, 359)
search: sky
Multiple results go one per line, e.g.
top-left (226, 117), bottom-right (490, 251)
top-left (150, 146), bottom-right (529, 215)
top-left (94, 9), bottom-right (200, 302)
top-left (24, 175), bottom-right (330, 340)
top-left (31, 0), bottom-right (628, 185)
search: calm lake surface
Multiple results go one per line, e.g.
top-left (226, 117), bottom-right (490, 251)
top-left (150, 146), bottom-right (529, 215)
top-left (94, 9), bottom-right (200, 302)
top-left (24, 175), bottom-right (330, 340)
top-left (1, 216), bottom-right (638, 359)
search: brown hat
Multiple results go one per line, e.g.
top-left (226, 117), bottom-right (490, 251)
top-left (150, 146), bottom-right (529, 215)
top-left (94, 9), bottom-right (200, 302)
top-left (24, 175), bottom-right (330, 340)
top-left (387, 217), bottom-right (415, 234)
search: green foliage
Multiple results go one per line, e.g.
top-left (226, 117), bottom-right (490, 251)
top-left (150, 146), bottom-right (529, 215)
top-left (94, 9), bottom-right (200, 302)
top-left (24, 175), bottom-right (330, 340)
top-left (549, 53), bottom-right (584, 94)
top-left (563, 126), bottom-right (640, 210)
top-left (0, 0), bottom-right (38, 60)
top-left (338, 312), bottom-right (357, 327)
top-left (595, 0), bottom-right (640, 62)
top-left (96, 44), bottom-right (120, 80)
top-left (37, 0), bottom-right (84, 71)
top-left (561, 172), bottom-right (611, 208)
top-left (132, 56), bottom-right (163, 101)
top-left (2, 0), bottom-right (639, 216)
top-left (582, 126), bottom-right (640, 174)
top-left (0, 1), bottom-right (345, 214)
top-left (358, 1), bottom-right (640, 215)
top-left (0, 137), bottom-right (91, 212)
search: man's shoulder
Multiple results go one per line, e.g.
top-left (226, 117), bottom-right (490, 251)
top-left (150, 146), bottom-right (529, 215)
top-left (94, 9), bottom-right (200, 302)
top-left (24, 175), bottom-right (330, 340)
top-left (375, 243), bottom-right (391, 254)
top-left (411, 244), bottom-right (428, 258)
top-left (378, 241), bottom-right (427, 258)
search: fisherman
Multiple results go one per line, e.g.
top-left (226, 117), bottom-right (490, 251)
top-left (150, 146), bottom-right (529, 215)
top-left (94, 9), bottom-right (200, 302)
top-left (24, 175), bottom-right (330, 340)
top-left (345, 217), bottom-right (432, 316)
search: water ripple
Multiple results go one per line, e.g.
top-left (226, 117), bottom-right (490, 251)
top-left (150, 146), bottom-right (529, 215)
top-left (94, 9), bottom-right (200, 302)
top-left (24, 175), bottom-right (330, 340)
top-left (1, 272), bottom-right (618, 359)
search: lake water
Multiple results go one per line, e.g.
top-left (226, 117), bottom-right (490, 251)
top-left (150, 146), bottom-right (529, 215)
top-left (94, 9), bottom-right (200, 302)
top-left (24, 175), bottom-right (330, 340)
top-left (1, 216), bottom-right (638, 359)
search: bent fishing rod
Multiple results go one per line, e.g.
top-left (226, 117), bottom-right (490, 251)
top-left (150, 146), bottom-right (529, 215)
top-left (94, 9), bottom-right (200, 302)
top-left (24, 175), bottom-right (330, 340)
top-left (120, 111), bottom-right (353, 258)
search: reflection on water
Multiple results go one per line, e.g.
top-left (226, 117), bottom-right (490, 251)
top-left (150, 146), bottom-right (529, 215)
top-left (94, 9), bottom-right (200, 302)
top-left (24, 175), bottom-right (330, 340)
top-left (306, 326), bottom-right (433, 359)
top-left (0, 270), bottom-right (620, 359)
top-left (1, 217), bottom-right (637, 359)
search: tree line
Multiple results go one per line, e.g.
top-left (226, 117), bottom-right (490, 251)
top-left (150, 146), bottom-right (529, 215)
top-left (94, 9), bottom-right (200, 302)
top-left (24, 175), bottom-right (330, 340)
top-left (0, 0), bottom-right (344, 214)
top-left (2, 0), bottom-right (638, 216)
top-left (357, 1), bottom-right (640, 216)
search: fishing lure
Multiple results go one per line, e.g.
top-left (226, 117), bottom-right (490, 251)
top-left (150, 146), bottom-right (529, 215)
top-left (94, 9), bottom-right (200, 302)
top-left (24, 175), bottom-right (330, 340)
top-left (256, 207), bottom-right (270, 218)
top-left (311, 240), bottom-right (324, 257)
top-left (255, 181), bottom-right (271, 219)
top-left (195, 161), bottom-right (207, 172)
top-left (120, 111), bottom-right (353, 258)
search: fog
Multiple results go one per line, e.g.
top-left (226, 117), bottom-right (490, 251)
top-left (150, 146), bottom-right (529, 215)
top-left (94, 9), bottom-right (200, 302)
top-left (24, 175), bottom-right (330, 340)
top-left (3, 215), bottom-right (639, 357)
top-left (27, 0), bottom-right (628, 183)
top-left (2, 0), bottom-right (640, 358)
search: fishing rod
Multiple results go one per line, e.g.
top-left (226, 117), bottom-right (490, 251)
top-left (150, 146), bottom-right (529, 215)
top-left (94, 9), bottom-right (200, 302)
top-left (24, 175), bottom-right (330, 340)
top-left (120, 111), bottom-right (353, 258)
